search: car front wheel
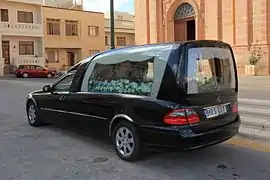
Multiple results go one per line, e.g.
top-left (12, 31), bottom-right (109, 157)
top-left (113, 121), bottom-right (141, 161)
top-left (27, 101), bottom-right (43, 126)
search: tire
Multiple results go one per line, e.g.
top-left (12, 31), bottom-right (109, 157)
top-left (112, 121), bottom-right (141, 161)
top-left (22, 72), bottom-right (28, 78)
top-left (47, 73), bottom-right (52, 78)
top-left (26, 101), bottom-right (43, 127)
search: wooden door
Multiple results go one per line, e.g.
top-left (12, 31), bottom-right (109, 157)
top-left (2, 41), bottom-right (10, 65)
top-left (67, 52), bottom-right (75, 66)
top-left (174, 20), bottom-right (186, 41)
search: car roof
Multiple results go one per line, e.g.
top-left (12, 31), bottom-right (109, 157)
top-left (73, 40), bottom-right (230, 69)
top-left (91, 40), bottom-right (230, 57)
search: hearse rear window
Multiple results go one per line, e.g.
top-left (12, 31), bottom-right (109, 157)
top-left (187, 45), bottom-right (236, 94)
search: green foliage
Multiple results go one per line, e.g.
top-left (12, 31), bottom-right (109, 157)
top-left (248, 41), bottom-right (264, 65)
top-left (88, 79), bottom-right (153, 96)
top-left (197, 77), bottom-right (218, 92)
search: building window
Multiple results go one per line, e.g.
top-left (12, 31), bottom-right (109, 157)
top-left (105, 36), bottom-right (108, 46)
top-left (47, 19), bottom-right (60, 35)
top-left (116, 37), bottom-right (126, 46)
top-left (117, 15), bottom-right (123, 20)
top-left (17, 11), bottom-right (33, 23)
top-left (19, 41), bottom-right (34, 55)
top-left (46, 49), bottom-right (59, 63)
top-left (88, 26), bottom-right (99, 36)
top-left (1, 9), bottom-right (9, 22)
top-left (174, 3), bottom-right (195, 20)
top-left (65, 20), bottom-right (78, 36)
top-left (89, 50), bottom-right (100, 56)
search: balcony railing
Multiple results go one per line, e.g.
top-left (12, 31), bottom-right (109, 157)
top-left (105, 19), bottom-right (134, 30)
top-left (14, 57), bottom-right (45, 67)
top-left (0, 22), bottom-right (43, 36)
top-left (7, 0), bottom-right (43, 5)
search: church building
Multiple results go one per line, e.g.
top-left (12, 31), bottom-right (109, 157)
top-left (134, 0), bottom-right (270, 75)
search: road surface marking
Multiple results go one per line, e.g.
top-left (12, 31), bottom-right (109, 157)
top-left (227, 137), bottom-right (270, 153)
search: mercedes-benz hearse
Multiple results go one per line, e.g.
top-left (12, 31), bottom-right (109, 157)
top-left (26, 40), bottom-right (240, 161)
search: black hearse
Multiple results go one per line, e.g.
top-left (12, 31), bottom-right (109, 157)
top-left (26, 40), bottom-right (240, 161)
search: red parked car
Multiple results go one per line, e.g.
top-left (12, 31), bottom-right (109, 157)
top-left (15, 65), bottom-right (56, 78)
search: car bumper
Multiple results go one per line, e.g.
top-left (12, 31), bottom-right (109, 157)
top-left (139, 116), bottom-right (240, 150)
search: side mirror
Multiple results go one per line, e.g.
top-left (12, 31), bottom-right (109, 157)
top-left (43, 85), bottom-right (52, 92)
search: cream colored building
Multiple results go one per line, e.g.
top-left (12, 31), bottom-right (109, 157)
top-left (43, 0), bottom-right (83, 9)
top-left (104, 11), bottom-right (135, 49)
top-left (0, 0), bottom-right (44, 75)
top-left (43, 6), bottom-right (105, 71)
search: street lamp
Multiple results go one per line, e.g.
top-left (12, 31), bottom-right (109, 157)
top-left (110, 0), bottom-right (115, 49)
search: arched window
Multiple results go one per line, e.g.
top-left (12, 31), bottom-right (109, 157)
top-left (174, 3), bottom-right (195, 20)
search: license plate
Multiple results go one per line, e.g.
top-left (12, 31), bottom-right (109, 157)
top-left (204, 105), bottom-right (227, 119)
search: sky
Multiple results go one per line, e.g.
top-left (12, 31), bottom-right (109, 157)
top-left (83, 0), bottom-right (134, 14)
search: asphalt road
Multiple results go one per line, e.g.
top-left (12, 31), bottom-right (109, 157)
top-left (0, 78), bottom-right (270, 180)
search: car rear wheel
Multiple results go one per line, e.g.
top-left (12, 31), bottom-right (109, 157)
top-left (27, 101), bottom-right (43, 126)
top-left (113, 121), bottom-right (141, 161)
top-left (47, 73), bottom-right (52, 78)
top-left (22, 72), bottom-right (28, 78)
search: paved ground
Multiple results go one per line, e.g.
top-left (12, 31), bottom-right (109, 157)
top-left (238, 76), bottom-right (270, 100)
top-left (0, 78), bottom-right (270, 180)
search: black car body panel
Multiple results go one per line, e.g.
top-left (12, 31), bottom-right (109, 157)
top-left (26, 40), bottom-right (240, 151)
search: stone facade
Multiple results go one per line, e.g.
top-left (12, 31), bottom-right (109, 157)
top-left (104, 11), bottom-right (135, 49)
top-left (134, 0), bottom-right (270, 75)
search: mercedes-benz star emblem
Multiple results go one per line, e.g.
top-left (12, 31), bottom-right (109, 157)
top-left (216, 96), bottom-right (222, 103)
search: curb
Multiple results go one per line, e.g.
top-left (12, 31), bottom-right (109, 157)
top-left (239, 127), bottom-right (270, 141)
top-left (239, 98), bottom-right (270, 106)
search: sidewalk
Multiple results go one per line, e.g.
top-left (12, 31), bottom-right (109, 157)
top-left (239, 76), bottom-right (270, 88)
top-left (238, 98), bottom-right (270, 141)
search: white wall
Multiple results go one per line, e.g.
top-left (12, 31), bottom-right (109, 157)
top-left (2, 36), bottom-right (43, 59)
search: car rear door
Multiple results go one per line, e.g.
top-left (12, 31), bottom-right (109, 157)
top-left (181, 41), bottom-right (238, 133)
top-left (35, 65), bottom-right (47, 77)
top-left (60, 60), bottom-right (114, 131)
top-left (63, 92), bottom-right (114, 131)
top-left (27, 65), bottom-right (36, 77)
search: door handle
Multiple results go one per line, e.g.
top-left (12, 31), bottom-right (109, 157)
top-left (59, 95), bottom-right (66, 101)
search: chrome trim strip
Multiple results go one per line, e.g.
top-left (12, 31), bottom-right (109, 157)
top-left (40, 108), bottom-right (107, 120)
top-left (27, 95), bottom-right (38, 108)
top-left (109, 114), bottom-right (133, 136)
top-left (203, 103), bottom-right (231, 110)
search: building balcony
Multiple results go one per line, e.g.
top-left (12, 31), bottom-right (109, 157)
top-left (105, 19), bottom-right (135, 33)
top-left (7, 0), bottom-right (43, 5)
top-left (0, 22), bottom-right (43, 37)
top-left (14, 56), bottom-right (45, 67)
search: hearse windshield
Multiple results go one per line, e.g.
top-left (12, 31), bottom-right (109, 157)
top-left (186, 45), bottom-right (236, 94)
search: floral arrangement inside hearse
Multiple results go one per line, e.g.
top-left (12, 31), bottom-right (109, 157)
top-left (88, 61), bottom-right (154, 96)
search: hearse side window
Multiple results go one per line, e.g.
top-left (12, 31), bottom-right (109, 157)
top-left (187, 45), bottom-right (236, 94)
top-left (80, 44), bottom-right (175, 97)
top-left (88, 58), bottom-right (154, 96)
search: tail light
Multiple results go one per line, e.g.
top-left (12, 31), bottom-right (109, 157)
top-left (164, 108), bottom-right (200, 125)
top-left (232, 103), bottom-right (238, 113)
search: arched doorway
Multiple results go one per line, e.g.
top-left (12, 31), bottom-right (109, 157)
top-left (174, 3), bottom-right (196, 41)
